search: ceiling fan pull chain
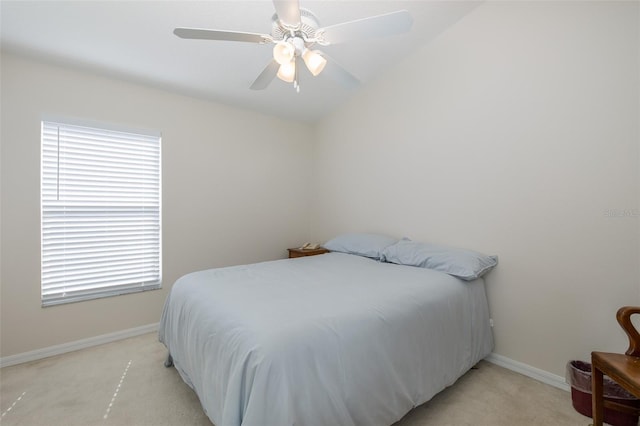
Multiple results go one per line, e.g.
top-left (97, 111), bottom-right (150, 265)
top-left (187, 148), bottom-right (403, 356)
top-left (294, 58), bottom-right (300, 93)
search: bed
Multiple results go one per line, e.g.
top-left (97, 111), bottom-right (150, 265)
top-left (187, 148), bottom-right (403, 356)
top-left (159, 250), bottom-right (494, 426)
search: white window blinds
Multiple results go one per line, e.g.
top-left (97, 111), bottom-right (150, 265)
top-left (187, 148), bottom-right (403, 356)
top-left (41, 121), bottom-right (162, 306)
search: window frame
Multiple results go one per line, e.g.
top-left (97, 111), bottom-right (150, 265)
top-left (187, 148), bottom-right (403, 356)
top-left (40, 119), bottom-right (162, 307)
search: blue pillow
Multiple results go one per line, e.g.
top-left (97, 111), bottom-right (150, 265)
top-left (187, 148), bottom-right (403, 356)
top-left (324, 233), bottom-right (398, 260)
top-left (381, 239), bottom-right (498, 280)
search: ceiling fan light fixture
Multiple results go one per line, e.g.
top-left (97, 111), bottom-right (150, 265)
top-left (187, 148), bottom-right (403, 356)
top-left (277, 60), bottom-right (296, 83)
top-left (273, 40), bottom-right (295, 65)
top-left (174, 3), bottom-right (412, 92)
top-left (302, 49), bottom-right (327, 76)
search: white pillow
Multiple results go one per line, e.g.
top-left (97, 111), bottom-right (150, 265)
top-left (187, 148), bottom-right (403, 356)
top-left (381, 239), bottom-right (498, 280)
top-left (324, 233), bottom-right (398, 260)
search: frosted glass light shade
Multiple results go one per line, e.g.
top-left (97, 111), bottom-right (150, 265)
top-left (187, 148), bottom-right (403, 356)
top-left (277, 60), bottom-right (296, 83)
top-left (302, 49), bottom-right (327, 77)
top-left (302, 49), bottom-right (327, 76)
top-left (273, 41), bottom-right (295, 65)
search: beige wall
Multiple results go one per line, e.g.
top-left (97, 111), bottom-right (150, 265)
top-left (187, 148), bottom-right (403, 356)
top-left (312, 1), bottom-right (640, 377)
top-left (1, 0), bottom-right (639, 382)
top-left (0, 53), bottom-right (314, 357)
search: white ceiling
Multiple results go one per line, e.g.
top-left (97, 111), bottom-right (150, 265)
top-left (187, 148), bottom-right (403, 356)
top-left (1, 1), bottom-right (480, 123)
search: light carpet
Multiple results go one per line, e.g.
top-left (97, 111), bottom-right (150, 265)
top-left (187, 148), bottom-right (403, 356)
top-left (0, 332), bottom-right (591, 426)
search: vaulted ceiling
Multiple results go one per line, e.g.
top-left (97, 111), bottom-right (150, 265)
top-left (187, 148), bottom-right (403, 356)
top-left (1, 1), bottom-right (480, 122)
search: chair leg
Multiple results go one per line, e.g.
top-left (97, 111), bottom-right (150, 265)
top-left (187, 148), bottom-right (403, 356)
top-left (592, 363), bottom-right (604, 426)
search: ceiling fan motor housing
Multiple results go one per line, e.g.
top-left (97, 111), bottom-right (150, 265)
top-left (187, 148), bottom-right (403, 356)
top-left (271, 8), bottom-right (320, 43)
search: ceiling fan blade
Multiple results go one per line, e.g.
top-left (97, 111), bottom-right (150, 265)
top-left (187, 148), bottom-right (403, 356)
top-left (250, 60), bottom-right (280, 90)
top-left (174, 28), bottom-right (271, 44)
top-left (319, 10), bottom-right (413, 45)
top-left (320, 55), bottom-right (360, 89)
top-left (273, 0), bottom-right (301, 29)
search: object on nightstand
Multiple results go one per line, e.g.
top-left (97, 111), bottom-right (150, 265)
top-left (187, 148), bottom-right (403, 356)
top-left (300, 242), bottom-right (320, 250)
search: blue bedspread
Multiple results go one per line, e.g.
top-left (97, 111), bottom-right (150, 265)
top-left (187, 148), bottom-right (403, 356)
top-left (159, 252), bottom-right (493, 426)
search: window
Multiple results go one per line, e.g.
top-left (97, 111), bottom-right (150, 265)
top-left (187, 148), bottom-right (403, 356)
top-left (41, 121), bottom-right (161, 306)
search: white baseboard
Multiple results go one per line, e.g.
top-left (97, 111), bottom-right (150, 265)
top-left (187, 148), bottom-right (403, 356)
top-left (485, 352), bottom-right (570, 391)
top-left (0, 322), bottom-right (159, 368)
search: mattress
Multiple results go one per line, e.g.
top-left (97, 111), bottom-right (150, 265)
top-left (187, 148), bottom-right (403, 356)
top-left (159, 252), bottom-right (494, 426)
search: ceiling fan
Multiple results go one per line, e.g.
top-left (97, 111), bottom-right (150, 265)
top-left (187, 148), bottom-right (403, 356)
top-left (174, 0), bottom-right (413, 92)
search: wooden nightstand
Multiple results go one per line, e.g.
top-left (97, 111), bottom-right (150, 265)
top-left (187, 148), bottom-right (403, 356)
top-left (288, 247), bottom-right (329, 258)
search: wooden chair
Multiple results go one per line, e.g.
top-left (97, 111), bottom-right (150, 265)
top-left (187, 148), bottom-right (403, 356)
top-left (591, 306), bottom-right (640, 426)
